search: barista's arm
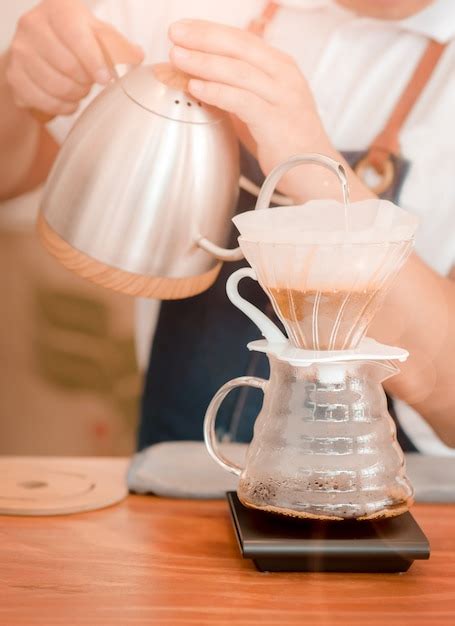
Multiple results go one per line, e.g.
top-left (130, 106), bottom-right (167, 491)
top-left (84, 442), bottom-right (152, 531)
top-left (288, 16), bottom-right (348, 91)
top-left (169, 19), bottom-right (455, 446)
top-left (0, 52), bottom-right (58, 200)
top-left (0, 0), bottom-right (143, 201)
top-left (372, 257), bottom-right (455, 447)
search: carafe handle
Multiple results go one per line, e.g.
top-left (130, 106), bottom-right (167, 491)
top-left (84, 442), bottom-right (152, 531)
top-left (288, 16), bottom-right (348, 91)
top-left (198, 153), bottom-right (348, 262)
top-left (204, 376), bottom-right (267, 476)
top-left (226, 267), bottom-right (287, 343)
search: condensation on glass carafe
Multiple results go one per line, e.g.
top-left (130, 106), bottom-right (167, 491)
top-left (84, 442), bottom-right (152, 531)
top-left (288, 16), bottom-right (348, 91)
top-left (237, 357), bottom-right (414, 520)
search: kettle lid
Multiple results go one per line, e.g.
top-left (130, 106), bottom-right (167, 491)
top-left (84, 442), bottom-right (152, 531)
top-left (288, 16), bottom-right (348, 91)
top-left (120, 62), bottom-right (224, 124)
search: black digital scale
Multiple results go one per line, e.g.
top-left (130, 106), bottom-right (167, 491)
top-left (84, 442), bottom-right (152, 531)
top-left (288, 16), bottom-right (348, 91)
top-left (227, 492), bottom-right (430, 573)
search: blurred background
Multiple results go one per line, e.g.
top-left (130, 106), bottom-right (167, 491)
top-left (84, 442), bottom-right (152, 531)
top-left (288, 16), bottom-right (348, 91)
top-left (0, 1), bottom-right (140, 457)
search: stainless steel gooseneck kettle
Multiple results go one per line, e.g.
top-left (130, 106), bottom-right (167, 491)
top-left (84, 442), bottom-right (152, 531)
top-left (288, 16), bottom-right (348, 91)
top-left (38, 58), bottom-right (241, 299)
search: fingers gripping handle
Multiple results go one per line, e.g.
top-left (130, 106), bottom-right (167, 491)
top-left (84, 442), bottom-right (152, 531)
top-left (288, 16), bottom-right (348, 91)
top-left (226, 268), bottom-right (287, 343)
top-left (203, 376), bottom-right (267, 476)
top-left (30, 25), bottom-right (141, 123)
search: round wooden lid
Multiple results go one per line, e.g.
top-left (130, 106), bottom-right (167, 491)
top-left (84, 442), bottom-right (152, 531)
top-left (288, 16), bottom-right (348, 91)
top-left (0, 457), bottom-right (128, 516)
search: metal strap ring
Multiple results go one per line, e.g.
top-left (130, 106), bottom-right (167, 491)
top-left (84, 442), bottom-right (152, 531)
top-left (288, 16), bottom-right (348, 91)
top-left (355, 155), bottom-right (395, 196)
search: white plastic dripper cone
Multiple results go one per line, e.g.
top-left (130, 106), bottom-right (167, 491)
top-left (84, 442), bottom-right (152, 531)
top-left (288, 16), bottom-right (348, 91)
top-left (233, 156), bottom-right (419, 351)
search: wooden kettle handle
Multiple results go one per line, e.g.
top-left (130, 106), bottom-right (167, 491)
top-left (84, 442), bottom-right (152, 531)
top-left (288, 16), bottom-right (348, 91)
top-left (30, 24), bottom-right (143, 124)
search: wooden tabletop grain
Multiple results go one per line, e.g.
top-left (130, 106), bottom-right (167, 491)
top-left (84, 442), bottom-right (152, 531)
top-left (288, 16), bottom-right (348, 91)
top-left (0, 491), bottom-right (454, 625)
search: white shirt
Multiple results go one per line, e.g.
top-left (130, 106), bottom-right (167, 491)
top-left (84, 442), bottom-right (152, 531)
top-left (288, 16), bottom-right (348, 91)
top-left (49, 0), bottom-right (455, 455)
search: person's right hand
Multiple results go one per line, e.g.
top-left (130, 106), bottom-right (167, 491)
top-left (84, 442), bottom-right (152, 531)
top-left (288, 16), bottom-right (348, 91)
top-left (5, 0), bottom-right (144, 118)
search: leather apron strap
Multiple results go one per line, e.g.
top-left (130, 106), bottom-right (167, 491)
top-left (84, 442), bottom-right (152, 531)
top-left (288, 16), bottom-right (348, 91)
top-left (247, 1), bottom-right (280, 36)
top-left (251, 2), bottom-right (447, 197)
top-left (355, 39), bottom-right (446, 194)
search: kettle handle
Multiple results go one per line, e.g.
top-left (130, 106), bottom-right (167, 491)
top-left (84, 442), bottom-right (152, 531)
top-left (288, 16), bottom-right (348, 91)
top-left (93, 24), bottom-right (144, 80)
top-left (197, 153), bottom-right (348, 262)
top-left (204, 376), bottom-right (267, 476)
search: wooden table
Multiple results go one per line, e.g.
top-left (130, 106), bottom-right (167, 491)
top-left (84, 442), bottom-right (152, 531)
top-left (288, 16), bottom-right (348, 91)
top-left (1, 492), bottom-right (454, 625)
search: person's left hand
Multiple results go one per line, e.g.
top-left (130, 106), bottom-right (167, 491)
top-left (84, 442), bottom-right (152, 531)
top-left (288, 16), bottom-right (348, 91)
top-left (168, 19), bottom-right (332, 181)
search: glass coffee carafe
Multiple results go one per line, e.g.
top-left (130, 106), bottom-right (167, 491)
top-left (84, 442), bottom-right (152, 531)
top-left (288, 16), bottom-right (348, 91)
top-left (204, 323), bottom-right (414, 520)
top-left (203, 154), bottom-right (419, 521)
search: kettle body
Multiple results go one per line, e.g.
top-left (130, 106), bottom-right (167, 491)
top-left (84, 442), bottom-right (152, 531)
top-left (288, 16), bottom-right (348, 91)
top-left (39, 63), bottom-right (240, 299)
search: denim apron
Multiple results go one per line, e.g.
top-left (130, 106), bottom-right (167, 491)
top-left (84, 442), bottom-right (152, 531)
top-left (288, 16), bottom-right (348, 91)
top-left (138, 146), bottom-right (418, 453)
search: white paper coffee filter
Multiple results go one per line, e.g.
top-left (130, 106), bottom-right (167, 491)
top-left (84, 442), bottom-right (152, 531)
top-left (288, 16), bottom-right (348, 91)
top-left (233, 198), bottom-right (419, 245)
top-left (239, 238), bottom-right (413, 291)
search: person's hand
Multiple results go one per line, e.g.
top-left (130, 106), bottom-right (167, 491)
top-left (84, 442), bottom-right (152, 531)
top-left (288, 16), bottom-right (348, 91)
top-left (5, 0), bottom-right (144, 118)
top-left (168, 19), bottom-right (332, 179)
